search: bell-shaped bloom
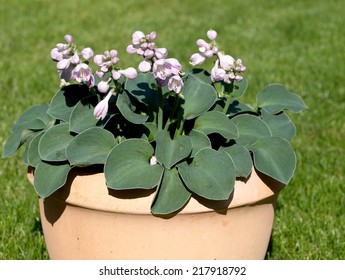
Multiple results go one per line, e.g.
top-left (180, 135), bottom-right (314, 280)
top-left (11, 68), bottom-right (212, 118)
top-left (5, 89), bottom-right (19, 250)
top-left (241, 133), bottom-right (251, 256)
top-left (81, 47), bottom-right (94, 60)
top-left (153, 58), bottom-right (181, 82)
top-left (168, 75), bottom-right (184, 94)
top-left (72, 63), bottom-right (94, 87)
top-left (57, 58), bottom-right (71, 70)
top-left (218, 52), bottom-right (235, 71)
top-left (132, 31), bottom-right (145, 46)
top-left (190, 53), bottom-right (205, 66)
top-left (210, 59), bottom-right (226, 82)
top-left (93, 91), bottom-right (113, 120)
top-left (119, 67), bottom-right (137, 79)
top-left (155, 48), bottom-right (168, 59)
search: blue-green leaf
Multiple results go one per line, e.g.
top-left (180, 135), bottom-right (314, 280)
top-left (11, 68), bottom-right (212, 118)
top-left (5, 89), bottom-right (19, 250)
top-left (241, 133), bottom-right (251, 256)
top-left (256, 84), bottom-right (307, 114)
top-left (66, 127), bottom-right (116, 166)
top-left (260, 109), bottom-right (296, 141)
top-left (125, 72), bottom-right (158, 110)
top-left (178, 148), bottom-right (235, 200)
top-left (182, 74), bottom-right (217, 120)
top-left (151, 168), bottom-right (191, 215)
top-left (116, 91), bottom-right (149, 124)
top-left (26, 131), bottom-right (45, 167)
top-left (194, 111), bottom-right (238, 139)
top-left (251, 136), bottom-right (296, 184)
top-left (188, 129), bottom-right (211, 157)
top-left (69, 98), bottom-right (101, 133)
top-left (155, 130), bottom-right (192, 169)
top-left (232, 114), bottom-right (271, 146)
top-left (48, 84), bottom-right (94, 122)
top-left (221, 144), bottom-right (252, 178)
top-left (38, 123), bottom-right (73, 162)
top-left (232, 77), bottom-right (248, 98)
top-left (105, 139), bottom-right (164, 190)
top-left (34, 161), bottom-right (72, 199)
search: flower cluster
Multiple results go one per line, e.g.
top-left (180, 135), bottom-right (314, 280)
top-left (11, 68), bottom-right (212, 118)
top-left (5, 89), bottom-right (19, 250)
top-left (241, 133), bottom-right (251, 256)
top-left (126, 31), bottom-right (184, 93)
top-left (50, 35), bottom-right (95, 88)
top-left (50, 30), bottom-right (245, 122)
top-left (190, 30), bottom-right (246, 84)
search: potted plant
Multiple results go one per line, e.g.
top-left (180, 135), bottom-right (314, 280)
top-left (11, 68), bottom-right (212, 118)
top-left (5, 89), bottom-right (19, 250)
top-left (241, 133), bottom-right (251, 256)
top-left (2, 30), bottom-right (306, 260)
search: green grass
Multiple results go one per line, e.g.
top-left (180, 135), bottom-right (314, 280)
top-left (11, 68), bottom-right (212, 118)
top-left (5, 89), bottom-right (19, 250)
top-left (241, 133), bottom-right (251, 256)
top-left (1, 0), bottom-right (344, 259)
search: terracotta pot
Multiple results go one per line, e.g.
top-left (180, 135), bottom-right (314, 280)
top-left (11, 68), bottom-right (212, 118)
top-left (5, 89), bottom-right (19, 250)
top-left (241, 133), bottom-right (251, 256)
top-left (27, 167), bottom-right (284, 260)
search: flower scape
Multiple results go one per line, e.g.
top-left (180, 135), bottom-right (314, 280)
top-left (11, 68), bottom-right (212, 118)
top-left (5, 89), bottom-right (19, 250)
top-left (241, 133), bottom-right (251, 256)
top-left (3, 30), bottom-right (307, 215)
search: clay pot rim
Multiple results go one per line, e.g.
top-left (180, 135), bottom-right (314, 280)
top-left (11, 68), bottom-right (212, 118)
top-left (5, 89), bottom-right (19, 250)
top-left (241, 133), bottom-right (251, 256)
top-left (27, 166), bottom-right (285, 216)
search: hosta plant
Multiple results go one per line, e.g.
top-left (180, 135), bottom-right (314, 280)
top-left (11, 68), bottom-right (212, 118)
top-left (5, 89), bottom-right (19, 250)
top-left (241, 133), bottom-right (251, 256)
top-left (2, 30), bottom-right (307, 215)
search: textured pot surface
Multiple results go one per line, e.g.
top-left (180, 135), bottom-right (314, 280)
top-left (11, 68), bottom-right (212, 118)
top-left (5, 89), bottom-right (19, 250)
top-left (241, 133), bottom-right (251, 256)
top-left (27, 168), bottom-right (284, 260)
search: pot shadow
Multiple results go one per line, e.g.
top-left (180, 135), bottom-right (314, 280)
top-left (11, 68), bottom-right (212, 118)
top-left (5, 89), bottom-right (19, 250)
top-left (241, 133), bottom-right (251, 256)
top-left (41, 166), bottom-right (103, 226)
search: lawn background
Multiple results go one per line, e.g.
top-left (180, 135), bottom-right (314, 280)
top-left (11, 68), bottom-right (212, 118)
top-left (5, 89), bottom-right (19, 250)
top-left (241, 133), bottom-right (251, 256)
top-left (1, 0), bottom-right (344, 259)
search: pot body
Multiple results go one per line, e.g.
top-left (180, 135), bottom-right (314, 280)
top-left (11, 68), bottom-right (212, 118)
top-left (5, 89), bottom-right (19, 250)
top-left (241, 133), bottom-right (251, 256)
top-left (28, 168), bottom-right (284, 260)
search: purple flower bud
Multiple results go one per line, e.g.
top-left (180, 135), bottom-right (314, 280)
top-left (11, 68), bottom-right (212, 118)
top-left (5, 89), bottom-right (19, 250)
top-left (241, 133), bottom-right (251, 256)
top-left (148, 31), bottom-right (157, 41)
top-left (70, 53), bottom-right (80, 65)
top-left (57, 58), bottom-right (71, 70)
top-left (144, 49), bottom-right (154, 59)
top-left (50, 48), bottom-right (62, 61)
top-left (110, 50), bottom-right (118, 58)
top-left (93, 91), bottom-right (113, 120)
top-left (97, 80), bottom-right (110, 93)
top-left (196, 39), bottom-right (208, 47)
top-left (119, 67), bottom-right (137, 79)
top-left (155, 48), bottom-right (168, 59)
top-left (126, 44), bottom-right (137, 54)
top-left (64, 34), bottom-right (73, 44)
top-left (111, 70), bottom-right (121, 80)
top-left (81, 47), bottom-right (94, 60)
top-left (139, 60), bottom-right (151, 72)
top-left (132, 31), bottom-right (145, 46)
top-left (190, 53), bottom-right (205, 66)
top-left (207, 30), bottom-right (217, 41)
top-left (94, 54), bottom-right (104, 66)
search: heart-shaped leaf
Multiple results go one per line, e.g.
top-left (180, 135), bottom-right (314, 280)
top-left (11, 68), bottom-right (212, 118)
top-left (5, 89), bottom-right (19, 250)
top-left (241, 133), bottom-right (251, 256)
top-left (66, 127), bottom-right (116, 166)
top-left (194, 111), bottom-right (238, 139)
top-left (232, 77), bottom-right (248, 98)
top-left (232, 114), bottom-right (271, 146)
top-left (256, 84), bottom-right (308, 114)
top-left (116, 91), bottom-right (149, 124)
top-left (27, 131), bottom-right (45, 167)
top-left (155, 130), bottom-right (192, 169)
top-left (69, 98), bottom-right (101, 133)
top-left (48, 84), bottom-right (94, 122)
top-left (151, 168), bottom-right (191, 215)
top-left (182, 74), bottom-right (217, 120)
top-left (105, 139), bottom-right (164, 190)
top-left (220, 144), bottom-right (252, 178)
top-left (260, 109), bottom-right (296, 141)
top-left (125, 72), bottom-right (158, 110)
top-left (251, 136), bottom-right (296, 184)
top-left (38, 123), bottom-right (73, 162)
top-left (188, 129), bottom-right (211, 157)
top-left (34, 161), bottom-right (72, 199)
top-left (178, 148), bottom-right (235, 200)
